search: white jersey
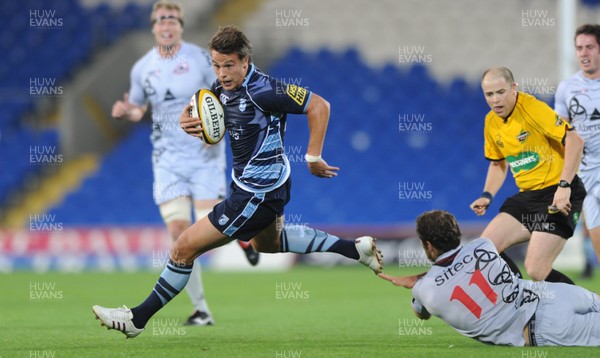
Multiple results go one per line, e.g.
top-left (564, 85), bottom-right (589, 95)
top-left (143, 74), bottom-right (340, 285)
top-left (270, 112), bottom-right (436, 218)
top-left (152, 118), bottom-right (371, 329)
top-left (412, 238), bottom-right (538, 346)
top-left (555, 71), bottom-right (600, 172)
top-left (129, 42), bottom-right (225, 169)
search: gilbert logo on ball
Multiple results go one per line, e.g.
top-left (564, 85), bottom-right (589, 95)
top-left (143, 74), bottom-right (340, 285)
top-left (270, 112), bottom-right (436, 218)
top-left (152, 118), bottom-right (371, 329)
top-left (190, 89), bottom-right (225, 144)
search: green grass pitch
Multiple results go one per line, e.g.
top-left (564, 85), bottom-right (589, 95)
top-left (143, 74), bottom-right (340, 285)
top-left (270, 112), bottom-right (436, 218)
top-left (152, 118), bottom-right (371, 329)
top-left (2, 266), bottom-right (600, 357)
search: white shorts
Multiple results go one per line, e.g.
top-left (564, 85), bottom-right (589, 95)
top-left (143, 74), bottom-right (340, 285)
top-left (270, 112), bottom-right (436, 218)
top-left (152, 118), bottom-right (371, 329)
top-left (152, 164), bottom-right (226, 205)
top-left (531, 281), bottom-right (600, 346)
top-left (580, 170), bottom-right (600, 230)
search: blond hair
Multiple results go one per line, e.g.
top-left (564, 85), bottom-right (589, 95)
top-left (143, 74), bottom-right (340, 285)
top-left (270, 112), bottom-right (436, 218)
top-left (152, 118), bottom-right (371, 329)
top-left (151, 1), bottom-right (184, 26)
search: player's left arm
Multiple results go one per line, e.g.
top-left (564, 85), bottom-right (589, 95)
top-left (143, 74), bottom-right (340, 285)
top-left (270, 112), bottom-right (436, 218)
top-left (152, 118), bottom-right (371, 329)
top-left (552, 127), bottom-right (584, 214)
top-left (378, 273), bottom-right (431, 319)
top-left (304, 93), bottom-right (339, 178)
top-left (259, 79), bottom-right (339, 178)
top-left (378, 272), bottom-right (426, 289)
top-left (527, 100), bottom-right (583, 214)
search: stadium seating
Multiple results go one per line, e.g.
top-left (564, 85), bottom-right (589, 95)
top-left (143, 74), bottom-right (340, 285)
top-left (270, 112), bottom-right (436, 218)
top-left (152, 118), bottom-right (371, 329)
top-left (0, 0), bottom-right (150, 212)
top-left (16, 0), bottom-right (590, 228)
top-left (48, 122), bottom-right (160, 225)
top-left (270, 47), bottom-right (518, 225)
top-left (48, 46), bottom-right (518, 226)
top-left (243, 0), bottom-right (599, 85)
top-left (582, 0), bottom-right (600, 6)
top-left (0, 127), bottom-right (59, 206)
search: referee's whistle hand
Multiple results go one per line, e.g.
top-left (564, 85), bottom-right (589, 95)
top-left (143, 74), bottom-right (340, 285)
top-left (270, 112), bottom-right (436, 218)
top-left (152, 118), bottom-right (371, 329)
top-left (551, 187), bottom-right (572, 216)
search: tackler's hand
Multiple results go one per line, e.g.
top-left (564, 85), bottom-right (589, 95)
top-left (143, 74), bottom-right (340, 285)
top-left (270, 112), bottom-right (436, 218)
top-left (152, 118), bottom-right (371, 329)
top-left (378, 272), bottom-right (426, 289)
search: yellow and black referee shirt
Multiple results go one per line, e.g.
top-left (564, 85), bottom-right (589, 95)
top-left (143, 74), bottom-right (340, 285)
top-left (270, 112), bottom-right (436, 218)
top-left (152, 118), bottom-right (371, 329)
top-left (484, 92), bottom-right (572, 191)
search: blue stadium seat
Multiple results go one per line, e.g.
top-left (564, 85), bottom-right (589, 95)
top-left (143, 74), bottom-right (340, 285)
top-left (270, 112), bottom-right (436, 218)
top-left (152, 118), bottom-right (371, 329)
top-left (582, 0), bottom-right (600, 7)
top-left (1, 0), bottom-right (157, 212)
top-left (37, 40), bottom-right (528, 226)
top-left (49, 123), bottom-right (160, 225)
top-left (267, 47), bottom-right (508, 225)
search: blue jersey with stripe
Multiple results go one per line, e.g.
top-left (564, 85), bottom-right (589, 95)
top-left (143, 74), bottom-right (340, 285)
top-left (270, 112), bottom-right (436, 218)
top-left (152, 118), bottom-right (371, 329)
top-left (211, 64), bottom-right (312, 193)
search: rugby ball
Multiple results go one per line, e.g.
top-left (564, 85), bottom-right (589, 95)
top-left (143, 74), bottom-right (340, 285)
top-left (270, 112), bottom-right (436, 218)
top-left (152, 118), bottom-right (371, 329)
top-left (189, 89), bottom-right (225, 144)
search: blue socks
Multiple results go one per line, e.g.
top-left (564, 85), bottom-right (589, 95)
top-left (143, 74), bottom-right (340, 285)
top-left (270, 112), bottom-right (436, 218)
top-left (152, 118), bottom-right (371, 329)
top-left (280, 226), bottom-right (359, 260)
top-left (130, 226), bottom-right (361, 329)
top-left (131, 260), bottom-right (192, 328)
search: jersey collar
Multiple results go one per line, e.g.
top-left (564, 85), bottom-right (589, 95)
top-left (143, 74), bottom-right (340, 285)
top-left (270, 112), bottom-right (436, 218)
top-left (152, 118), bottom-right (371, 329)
top-left (501, 92), bottom-right (519, 123)
top-left (577, 70), bottom-right (600, 83)
top-left (433, 246), bottom-right (462, 267)
top-left (242, 63), bottom-right (255, 88)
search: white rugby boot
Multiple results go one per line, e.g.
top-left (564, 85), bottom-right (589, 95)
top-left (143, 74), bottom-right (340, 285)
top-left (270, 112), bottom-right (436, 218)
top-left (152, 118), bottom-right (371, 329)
top-left (92, 305), bottom-right (144, 338)
top-left (355, 236), bottom-right (383, 274)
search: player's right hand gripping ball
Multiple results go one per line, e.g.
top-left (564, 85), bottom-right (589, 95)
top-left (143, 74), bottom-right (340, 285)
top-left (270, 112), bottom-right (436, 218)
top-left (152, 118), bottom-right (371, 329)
top-left (189, 89), bottom-right (225, 144)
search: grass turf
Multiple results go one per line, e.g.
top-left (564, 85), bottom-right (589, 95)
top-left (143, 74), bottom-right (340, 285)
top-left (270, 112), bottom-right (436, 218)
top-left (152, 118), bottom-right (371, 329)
top-left (2, 266), bottom-right (600, 357)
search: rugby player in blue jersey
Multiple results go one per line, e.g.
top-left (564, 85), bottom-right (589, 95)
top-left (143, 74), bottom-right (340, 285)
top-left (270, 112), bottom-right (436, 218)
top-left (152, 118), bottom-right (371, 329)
top-left (107, 2), bottom-right (258, 327)
top-left (93, 25), bottom-right (383, 338)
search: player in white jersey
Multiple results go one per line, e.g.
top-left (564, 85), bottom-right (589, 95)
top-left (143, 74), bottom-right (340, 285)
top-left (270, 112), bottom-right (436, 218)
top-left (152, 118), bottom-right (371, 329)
top-left (380, 210), bottom-right (600, 346)
top-left (110, 1), bottom-right (258, 326)
top-left (555, 24), bottom-right (600, 268)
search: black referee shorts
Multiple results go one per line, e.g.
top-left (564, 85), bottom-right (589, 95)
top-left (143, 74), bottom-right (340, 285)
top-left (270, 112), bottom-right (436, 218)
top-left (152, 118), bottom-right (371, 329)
top-left (499, 176), bottom-right (586, 239)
